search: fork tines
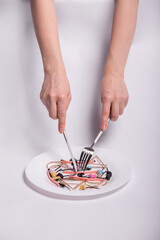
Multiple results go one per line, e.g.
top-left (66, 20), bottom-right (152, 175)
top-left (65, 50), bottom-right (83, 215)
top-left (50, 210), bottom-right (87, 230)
top-left (79, 148), bottom-right (93, 170)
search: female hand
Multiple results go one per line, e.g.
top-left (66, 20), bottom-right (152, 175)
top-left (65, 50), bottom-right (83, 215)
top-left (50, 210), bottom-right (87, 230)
top-left (40, 66), bottom-right (71, 133)
top-left (101, 70), bottom-right (129, 131)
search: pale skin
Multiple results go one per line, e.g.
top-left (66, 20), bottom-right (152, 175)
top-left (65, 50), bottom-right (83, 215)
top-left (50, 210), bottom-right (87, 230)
top-left (30, 0), bottom-right (139, 133)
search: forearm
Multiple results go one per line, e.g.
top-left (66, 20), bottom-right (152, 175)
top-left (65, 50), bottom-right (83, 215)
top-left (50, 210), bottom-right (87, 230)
top-left (105, 0), bottom-right (139, 76)
top-left (30, 0), bottom-right (64, 74)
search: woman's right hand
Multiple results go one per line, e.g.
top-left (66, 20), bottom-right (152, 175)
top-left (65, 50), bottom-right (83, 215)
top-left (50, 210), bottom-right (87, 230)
top-left (40, 65), bottom-right (72, 134)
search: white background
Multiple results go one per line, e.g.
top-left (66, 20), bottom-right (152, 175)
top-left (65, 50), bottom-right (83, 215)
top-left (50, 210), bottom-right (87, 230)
top-left (0, 0), bottom-right (160, 239)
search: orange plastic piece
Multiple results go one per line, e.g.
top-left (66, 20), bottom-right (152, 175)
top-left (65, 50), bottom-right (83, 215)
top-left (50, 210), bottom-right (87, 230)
top-left (88, 160), bottom-right (94, 164)
top-left (61, 160), bottom-right (72, 164)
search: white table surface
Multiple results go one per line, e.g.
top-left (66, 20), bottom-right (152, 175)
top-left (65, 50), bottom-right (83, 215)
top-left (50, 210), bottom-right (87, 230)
top-left (0, 0), bottom-right (160, 239)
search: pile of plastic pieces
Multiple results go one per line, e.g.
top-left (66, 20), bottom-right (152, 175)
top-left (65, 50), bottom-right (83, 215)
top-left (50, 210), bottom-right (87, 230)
top-left (46, 155), bottom-right (112, 191)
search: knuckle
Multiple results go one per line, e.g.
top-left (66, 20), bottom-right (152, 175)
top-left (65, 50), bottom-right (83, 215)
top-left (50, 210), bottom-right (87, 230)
top-left (49, 111), bottom-right (57, 119)
top-left (58, 93), bottom-right (65, 101)
top-left (48, 92), bottom-right (56, 100)
top-left (102, 94), bottom-right (112, 102)
top-left (102, 110), bottom-right (109, 116)
top-left (114, 94), bottom-right (120, 102)
top-left (58, 112), bottom-right (65, 118)
top-left (42, 93), bottom-right (47, 101)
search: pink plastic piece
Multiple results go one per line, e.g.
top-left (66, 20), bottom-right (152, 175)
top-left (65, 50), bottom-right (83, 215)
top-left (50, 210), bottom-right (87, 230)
top-left (89, 173), bottom-right (96, 178)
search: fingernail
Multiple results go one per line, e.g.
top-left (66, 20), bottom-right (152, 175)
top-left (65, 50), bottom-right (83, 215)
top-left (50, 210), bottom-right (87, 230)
top-left (60, 128), bottom-right (64, 133)
top-left (102, 125), bottom-right (107, 130)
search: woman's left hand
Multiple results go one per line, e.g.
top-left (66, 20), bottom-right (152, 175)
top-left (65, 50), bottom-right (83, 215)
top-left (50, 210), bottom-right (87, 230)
top-left (101, 70), bottom-right (129, 131)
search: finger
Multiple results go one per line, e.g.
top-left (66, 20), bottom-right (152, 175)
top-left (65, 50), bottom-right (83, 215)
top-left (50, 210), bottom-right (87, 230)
top-left (124, 93), bottom-right (129, 107)
top-left (40, 91), bottom-right (50, 113)
top-left (49, 100), bottom-right (58, 119)
top-left (57, 100), bottom-right (67, 133)
top-left (101, 102), bottom-right (111, 131)
top-left (45, 97), bottom-right (50, 112)
top-left (111, 101), bottom-right (119, 121)
top-left (119, 101), bottom-right (124, 115)
top-left (124, 98), bottom-right (129, 107)
top-left (40, 92), bottom-right (47, 106)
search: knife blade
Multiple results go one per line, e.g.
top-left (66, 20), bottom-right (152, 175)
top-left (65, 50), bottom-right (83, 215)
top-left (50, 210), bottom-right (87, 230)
top-left (63, 131), bottom-right (77, 172)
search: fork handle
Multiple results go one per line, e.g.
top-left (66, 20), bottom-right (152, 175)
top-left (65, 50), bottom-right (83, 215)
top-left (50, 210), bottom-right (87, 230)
top-left (90, 118), bottom-right (110, 148)
top-left (90, 130), bottom-right (103, 148)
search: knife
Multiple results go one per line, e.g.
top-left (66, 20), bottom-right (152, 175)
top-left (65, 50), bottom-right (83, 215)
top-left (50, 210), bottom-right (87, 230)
top-left (63, 131), bottom-right (77, 172)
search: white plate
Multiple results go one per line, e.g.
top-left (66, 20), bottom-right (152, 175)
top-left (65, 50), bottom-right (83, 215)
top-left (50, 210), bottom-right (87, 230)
top-left (24, 146), bottom-right (132, 200)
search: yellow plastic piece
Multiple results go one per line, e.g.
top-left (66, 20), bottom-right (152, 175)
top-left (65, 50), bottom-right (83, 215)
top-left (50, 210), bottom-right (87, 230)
top-left (50, 172), bottom-right (57, 178)
top-left (54, 176), bottom-right (61, 180)
top-left (79, 184), bottom-right (87, 190)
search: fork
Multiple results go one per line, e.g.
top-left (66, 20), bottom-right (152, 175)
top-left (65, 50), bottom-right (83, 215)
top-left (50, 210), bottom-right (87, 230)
top-left (79, 119), bottom-right (110, 170)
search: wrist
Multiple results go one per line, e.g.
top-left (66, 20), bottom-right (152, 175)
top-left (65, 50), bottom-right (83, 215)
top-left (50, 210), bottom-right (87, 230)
top-left (43, 55), bottom-right (66, 76)
top-left (104, 51), bottom-right (125, 78)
